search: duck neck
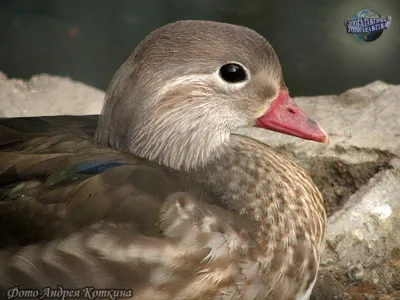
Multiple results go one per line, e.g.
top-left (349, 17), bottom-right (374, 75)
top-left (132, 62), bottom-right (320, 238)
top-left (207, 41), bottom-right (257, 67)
top-left (192, 134), bottom-right (326, 253)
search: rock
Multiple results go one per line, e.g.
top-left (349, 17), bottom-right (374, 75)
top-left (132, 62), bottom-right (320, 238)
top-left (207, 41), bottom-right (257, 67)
top-left (1, 73), bottom-right (399, 298)
top-left (0, 71), bottom-right (104, 117)
top-left (348, 263), bottom-right (364, 282)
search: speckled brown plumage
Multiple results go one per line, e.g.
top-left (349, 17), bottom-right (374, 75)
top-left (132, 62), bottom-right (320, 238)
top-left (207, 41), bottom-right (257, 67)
top-left (0, 20), bottom-right (327, 300)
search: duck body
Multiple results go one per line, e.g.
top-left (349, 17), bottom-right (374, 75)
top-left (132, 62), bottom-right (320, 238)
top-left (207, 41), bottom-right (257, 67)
top-left (0, 20), bottom-right (327, 300)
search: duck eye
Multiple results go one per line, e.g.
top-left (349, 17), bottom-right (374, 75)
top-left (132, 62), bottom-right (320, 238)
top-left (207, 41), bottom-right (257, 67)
top-left (219, 63), bottom-right (247, 83)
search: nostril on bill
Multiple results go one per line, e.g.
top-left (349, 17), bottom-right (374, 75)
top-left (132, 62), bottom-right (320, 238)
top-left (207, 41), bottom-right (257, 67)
top-left (287, 107), bottom-right (296, 114)
top-left (307, 117), bottom-right (318, 127)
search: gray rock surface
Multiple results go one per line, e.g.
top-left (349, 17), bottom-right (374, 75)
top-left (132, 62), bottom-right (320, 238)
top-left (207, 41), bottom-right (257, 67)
top-left (1, 73), bottom-right (399, 299)
top-left (0, 72), bottom-right (104, 117)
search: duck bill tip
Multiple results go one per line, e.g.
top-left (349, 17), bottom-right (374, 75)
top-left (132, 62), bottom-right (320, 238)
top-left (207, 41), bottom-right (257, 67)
top-left (255, 90), bottom-right (330, 145)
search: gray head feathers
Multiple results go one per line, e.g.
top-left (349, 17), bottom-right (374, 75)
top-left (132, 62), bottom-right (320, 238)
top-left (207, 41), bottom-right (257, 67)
top-left (93, 20), bottom-right (283, 170)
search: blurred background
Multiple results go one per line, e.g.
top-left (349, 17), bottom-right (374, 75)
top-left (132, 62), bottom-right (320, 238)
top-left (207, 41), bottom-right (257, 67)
top-left (0, 0), bottom-right (399, 96)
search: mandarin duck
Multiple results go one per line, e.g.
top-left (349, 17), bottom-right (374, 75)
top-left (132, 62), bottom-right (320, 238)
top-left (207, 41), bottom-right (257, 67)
top-left (0, 20), bottom-right (328, 300)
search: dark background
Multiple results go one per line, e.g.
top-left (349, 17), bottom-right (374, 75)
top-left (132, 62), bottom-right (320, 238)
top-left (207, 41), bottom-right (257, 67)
top-left (0, 0), bottom-right (399, 97)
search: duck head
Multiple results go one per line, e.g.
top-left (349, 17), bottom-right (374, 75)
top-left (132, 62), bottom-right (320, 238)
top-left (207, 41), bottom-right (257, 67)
top-left (93, 20), bottom-right (328, 170)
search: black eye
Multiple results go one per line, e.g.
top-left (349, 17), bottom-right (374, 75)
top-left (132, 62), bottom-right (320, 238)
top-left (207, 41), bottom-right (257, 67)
top-left (219, 63), bottom-right (247, 83)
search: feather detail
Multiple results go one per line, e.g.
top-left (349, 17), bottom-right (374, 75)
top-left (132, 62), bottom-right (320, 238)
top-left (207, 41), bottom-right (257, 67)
top-left (0, 116), bottom-right (325, 299)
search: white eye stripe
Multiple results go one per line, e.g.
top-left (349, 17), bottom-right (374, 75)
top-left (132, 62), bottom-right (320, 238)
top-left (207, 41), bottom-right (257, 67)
top-left (156, 74), bottom-right (214, 100)
top-left (213, 70), bottom-right (249, 91)
top-left (155, 62), bottom-right (251, 103)
top-left (156, 68), bottom-right (250, 100)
